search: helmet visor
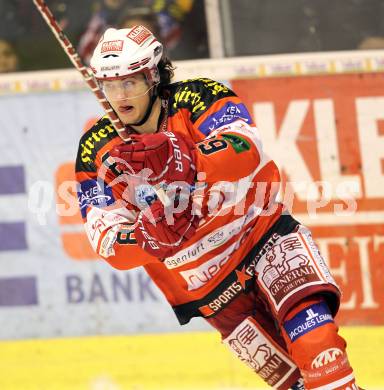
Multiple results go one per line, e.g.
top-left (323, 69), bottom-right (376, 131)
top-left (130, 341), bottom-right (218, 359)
top-left (99, 74), bottom-right (154, 101)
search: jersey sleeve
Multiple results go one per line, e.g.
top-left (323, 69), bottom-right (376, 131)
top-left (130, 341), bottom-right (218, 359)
top-left (175, 79), bottom-right (269, 184)
top-left (194, 100), bottom-right (266, 183)
top-left (75, 126), bottom-right (159, 270)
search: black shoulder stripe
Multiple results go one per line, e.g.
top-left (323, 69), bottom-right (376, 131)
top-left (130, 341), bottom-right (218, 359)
top-left (168, 78), bottom-right (237, 123)
top-left (75, 116), bottom-right (118, 173)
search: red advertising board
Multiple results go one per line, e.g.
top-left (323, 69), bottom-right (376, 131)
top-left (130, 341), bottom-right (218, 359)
top-left (232, 73), bottom-right (384, 325)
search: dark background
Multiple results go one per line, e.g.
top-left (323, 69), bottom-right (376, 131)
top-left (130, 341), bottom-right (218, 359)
top-left (1, 0), bottom-right (383, 72)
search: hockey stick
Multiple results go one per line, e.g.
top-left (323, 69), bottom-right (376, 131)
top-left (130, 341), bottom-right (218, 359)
top-left (32, 0), bottom-right (130, 141)
top-left (32, 0), bottom-right (169, 206)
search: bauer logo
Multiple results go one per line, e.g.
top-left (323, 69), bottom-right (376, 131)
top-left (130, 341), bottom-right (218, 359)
top-left (127, 25), bottom-right (152, 45)
top-left (283, 302), bottom-right (334, 342)
top-left (101, 40), bottom-right (124, 53)
top-left (100, 65), bottom-right (120, 71)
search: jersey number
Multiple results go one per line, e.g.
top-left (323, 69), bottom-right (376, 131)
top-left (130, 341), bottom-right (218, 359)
top-left (116, 228), bottom-right (136, 245)
top-left (198, 139), bottom-right (228, 155)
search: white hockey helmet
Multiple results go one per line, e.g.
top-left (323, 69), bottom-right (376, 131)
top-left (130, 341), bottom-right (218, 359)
top-left (90, 26), bottom-right (163, 84)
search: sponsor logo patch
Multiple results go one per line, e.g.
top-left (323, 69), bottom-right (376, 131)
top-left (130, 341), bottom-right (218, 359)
top-left (222, 133), bottom-right (251, 153)
top-left (199, 281), bottom-right (243, 316)
top-left (135, 184), bottom-right (157, 208)
top-left (127, 25), bottom-right (152, 45)
top-left (101, 40), bottom-right (124, 53)
top-left (311, 348), bottom-right (343, 369)
top-left (180, 242), bottom-right (237, 291)
top-left (207, 231), bottom-right (225, 246)
top-left (283, 302), bottom-right (334, 342)
top-left (224, 318), bottom-right (296, 388)
top-left (99, 226), bottom-right (118, 258)
top-left (257, 232), bottom-right (324, 311)
top-left (303, 353), bottom-right (354, 386)
top-left (78, 179), bottom-right (115, 218)
top-left (197, 233), bottom-right (282, 317)
top-left (79, 124), bottom-right (115, 164)
top-left (298, 226), bottom-right (337, 285)
top-left (164, 204), bottom-right (259, 269)
top-left (199, 102), bottom-right (252, 135)
top-left (173, 85), bottom-right (207, 113)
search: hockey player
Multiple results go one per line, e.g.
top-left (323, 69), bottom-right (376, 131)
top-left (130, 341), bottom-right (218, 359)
top-left (76, 26), bottom-right (362, 389)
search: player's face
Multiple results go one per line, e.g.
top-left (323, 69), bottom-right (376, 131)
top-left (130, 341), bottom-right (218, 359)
top-left (101, 73), bottom-right (152, 125)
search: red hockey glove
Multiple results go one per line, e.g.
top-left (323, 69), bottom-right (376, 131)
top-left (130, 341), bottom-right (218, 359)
top-left (109, 131), bottom-right (197, 186)
top-left (134, 199), bottom-right (199, 258)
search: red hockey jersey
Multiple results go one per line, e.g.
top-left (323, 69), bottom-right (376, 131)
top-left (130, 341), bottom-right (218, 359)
top-left (75, 78), bottom-right (292, 324)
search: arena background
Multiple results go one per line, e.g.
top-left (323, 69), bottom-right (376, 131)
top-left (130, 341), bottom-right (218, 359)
top-left (0, 0), bottom-right (384, 389)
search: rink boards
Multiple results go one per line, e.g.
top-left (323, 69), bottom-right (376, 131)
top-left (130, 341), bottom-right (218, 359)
top-left (0, 49), bottom-right (383, 389)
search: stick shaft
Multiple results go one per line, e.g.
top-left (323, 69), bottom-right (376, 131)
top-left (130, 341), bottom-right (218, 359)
top-left (32, 0), bottom-right (129, 139)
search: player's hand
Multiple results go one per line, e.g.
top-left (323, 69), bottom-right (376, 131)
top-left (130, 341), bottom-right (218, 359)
top-left (134, 199), bottom-right (199, 258)
top-left (109, 131), bottom-right (197, 186)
